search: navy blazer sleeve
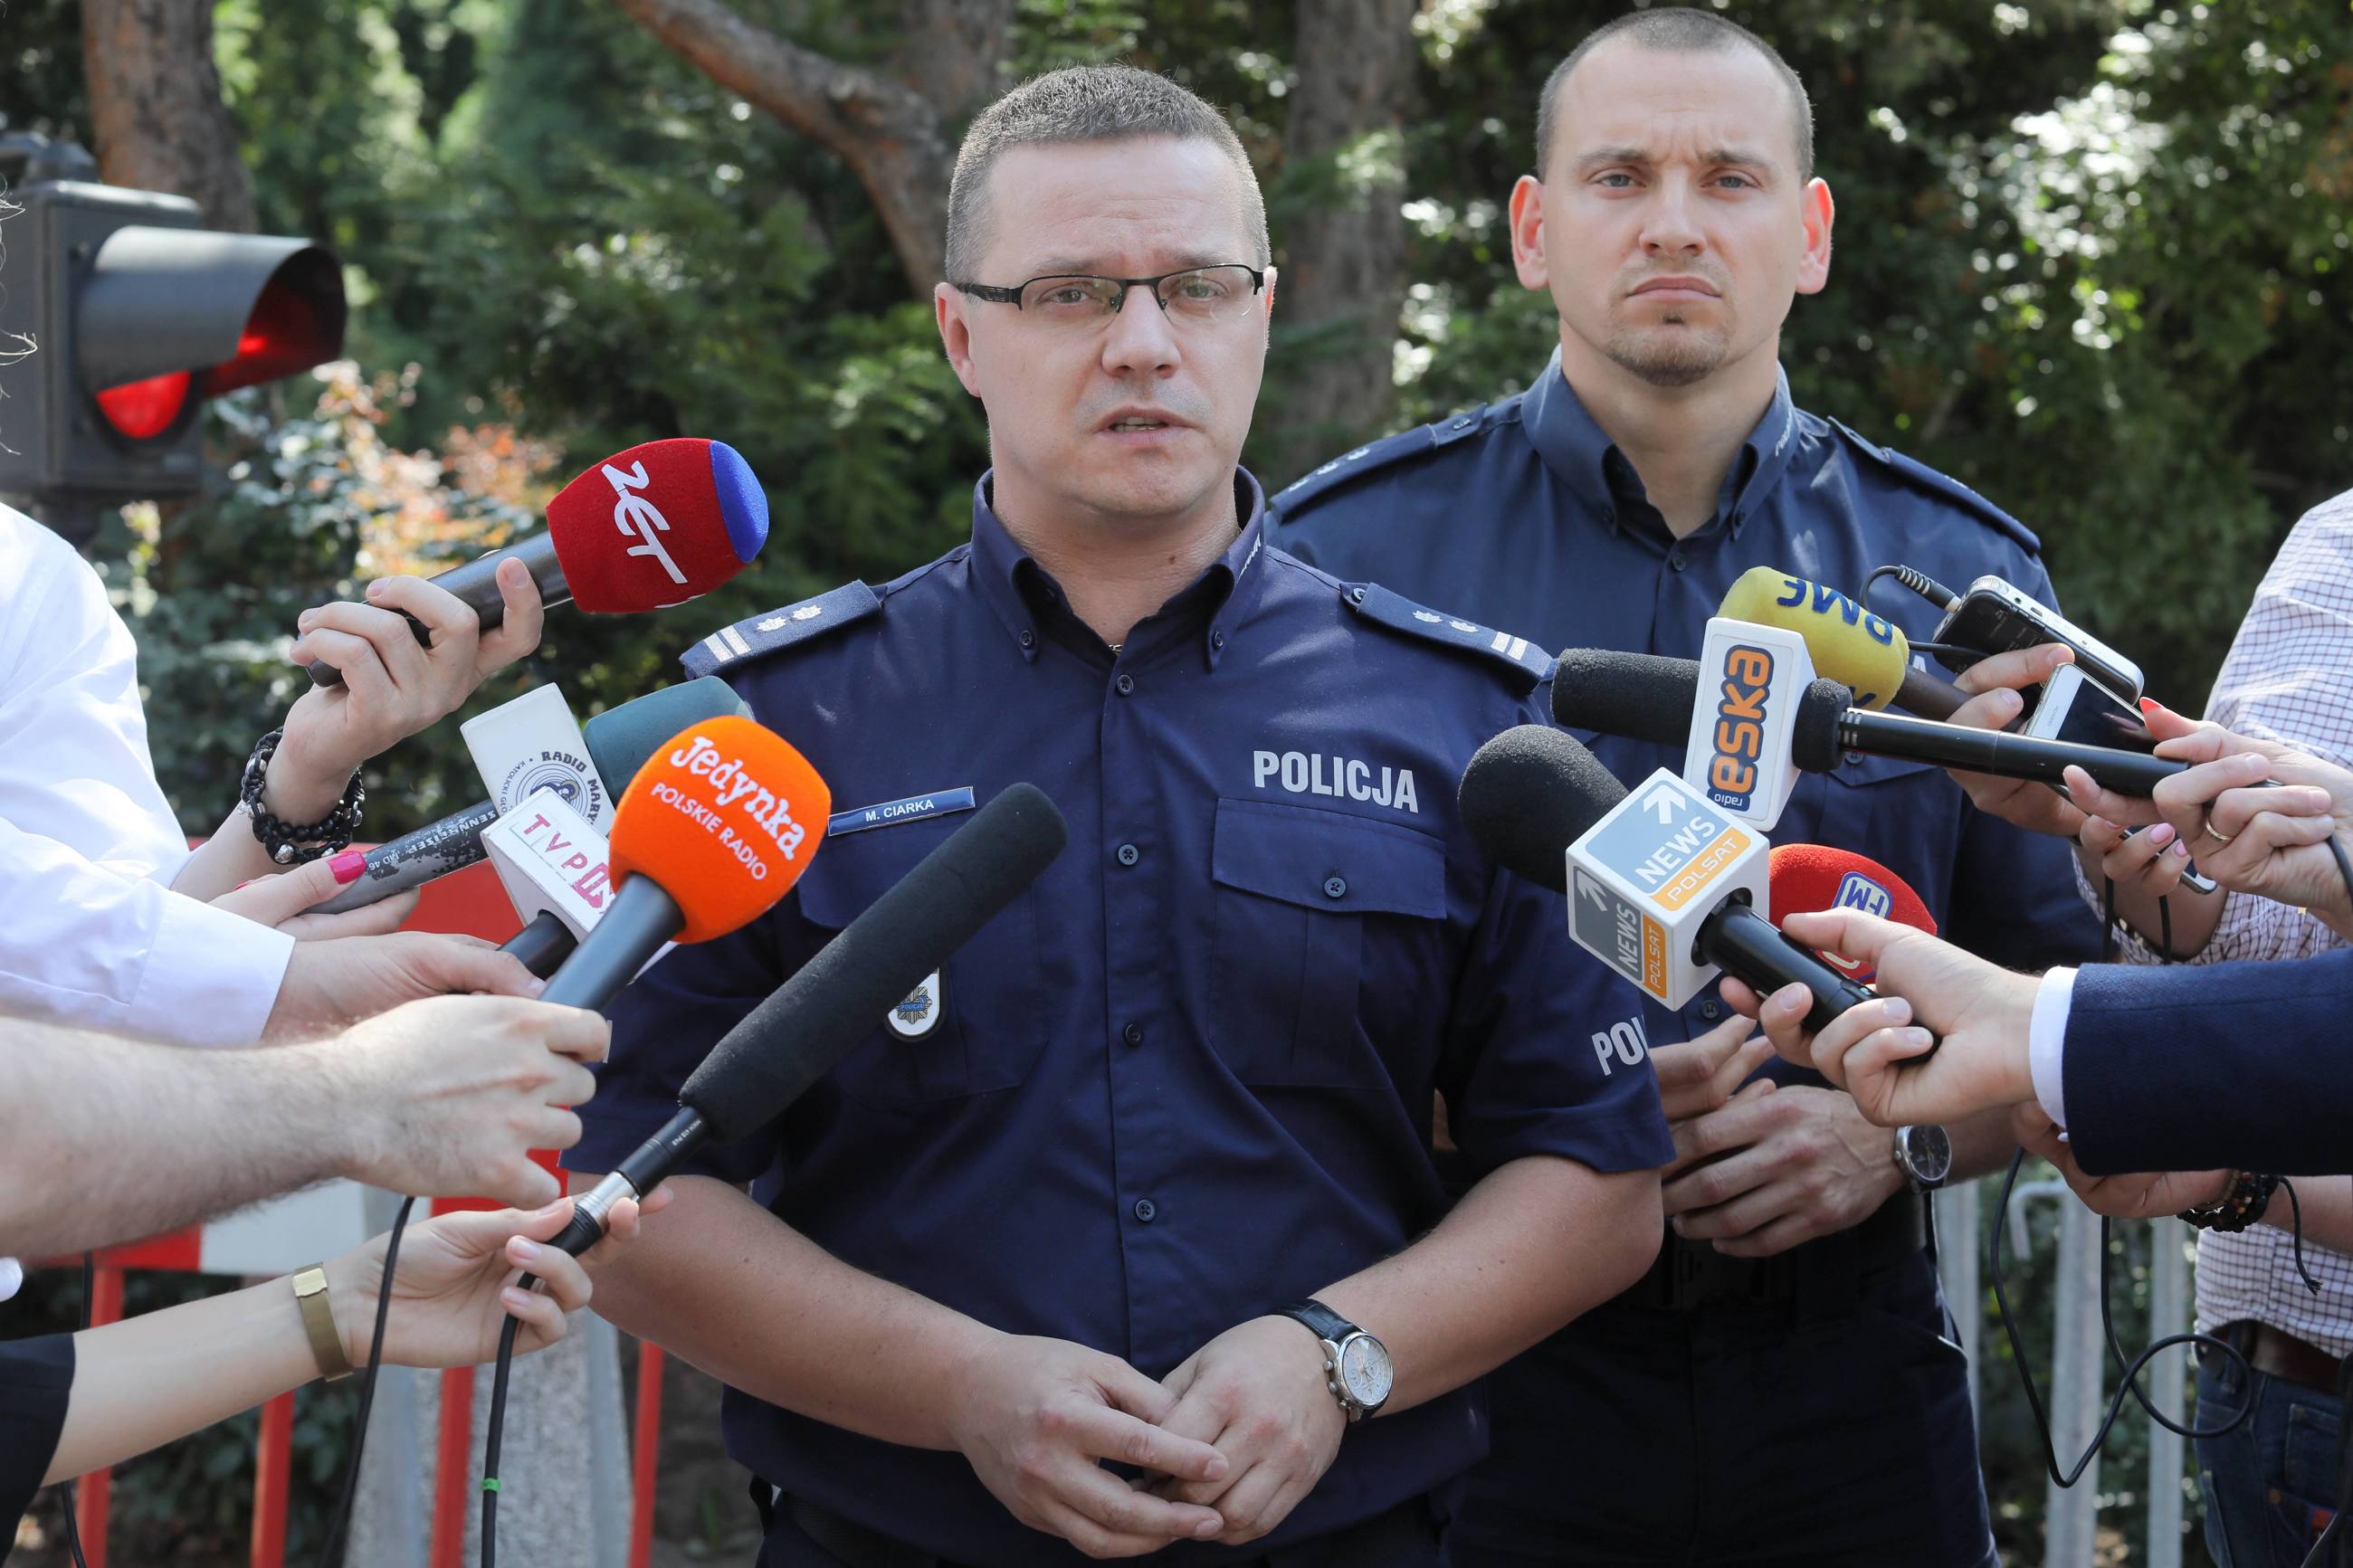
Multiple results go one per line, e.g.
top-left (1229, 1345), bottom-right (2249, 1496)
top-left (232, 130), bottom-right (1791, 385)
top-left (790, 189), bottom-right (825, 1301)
top-left (2062, 946), bottom-right (2353, 1175)
top-left (2, 1334), bottom-right (74, 1535)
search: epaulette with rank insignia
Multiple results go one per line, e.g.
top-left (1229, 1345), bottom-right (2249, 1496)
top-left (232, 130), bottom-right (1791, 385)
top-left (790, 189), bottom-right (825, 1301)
top-left (1267, 400), bottom-right (1504, 521)
top-left (681, 579), bottom-right (881, 680)
top-left (1825, 417), bottom-right (2043, 557)
top-left (1342, 582), bottom-right (1551, 691)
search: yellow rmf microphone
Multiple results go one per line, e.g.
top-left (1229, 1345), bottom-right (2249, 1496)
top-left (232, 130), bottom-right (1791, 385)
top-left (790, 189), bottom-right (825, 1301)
top-left (1718, 566), bottom-right (1966, 718)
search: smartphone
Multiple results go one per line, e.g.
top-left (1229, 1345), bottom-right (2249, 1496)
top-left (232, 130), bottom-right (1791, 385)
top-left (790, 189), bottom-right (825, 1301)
top-left (1934, 576), bottom-right (2145, 701)
top-left (2023, 664), bottom-right (2216, 895)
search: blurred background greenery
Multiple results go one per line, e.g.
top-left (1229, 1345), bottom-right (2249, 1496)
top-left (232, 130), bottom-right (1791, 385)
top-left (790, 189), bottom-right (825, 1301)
top-left (7, 0), bottom-right (2349, 1562)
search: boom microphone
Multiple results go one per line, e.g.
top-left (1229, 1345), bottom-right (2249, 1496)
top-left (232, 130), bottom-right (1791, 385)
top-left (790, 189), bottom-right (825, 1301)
top-left (1719, 566), bottom-right (1967, 718)
top-left (538, 714), bottom-right (831, 1012)
top-left (1553, 650), bottom-right (2241, 799)
top-left (313, 679), bottom-right (754, 915)
top-left (306, 437), bottom-right (770, 687)
top-left (552, 783), bottom-right (1068, 1255)
top-left (1458, 725), bottom-right (1897, 1035)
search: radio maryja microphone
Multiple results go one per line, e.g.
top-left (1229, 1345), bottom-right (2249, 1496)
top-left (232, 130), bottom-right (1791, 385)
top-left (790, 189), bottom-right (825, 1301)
top-left (463, 683), bottom-right (610, 826)
top-left (536, 715), bottom-right (831, 1013)
top-left (1680, 616), bottom-right (1815, 832)
top-left (305, 436), bottom-right (770, 688)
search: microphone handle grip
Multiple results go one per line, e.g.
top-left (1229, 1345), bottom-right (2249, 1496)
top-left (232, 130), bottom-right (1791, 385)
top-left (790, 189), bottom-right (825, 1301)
top-left (553, 1107), bottom-right (710, 1257)
top-left (1894, 664), bottom-right (1967, 722)
top-left (500, 910), bottom-right (579, 979)
top-left (303, 535), bottom-right (570, 688)
top-left (1701, 902), bottom-right (1939, 1055)
top-left (538, 876), bottom-right (683, 1012)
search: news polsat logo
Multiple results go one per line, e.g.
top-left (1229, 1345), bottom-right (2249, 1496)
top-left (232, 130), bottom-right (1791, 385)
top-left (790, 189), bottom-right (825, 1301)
top-left (1702, 641), bottom-right (1776, 813)
top-left (646, 727), bottom-right (817, 882)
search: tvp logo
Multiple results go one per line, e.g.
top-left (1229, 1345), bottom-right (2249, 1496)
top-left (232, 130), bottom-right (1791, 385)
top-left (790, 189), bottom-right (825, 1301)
top-left (1680, 617), bottom-right (1815, 832)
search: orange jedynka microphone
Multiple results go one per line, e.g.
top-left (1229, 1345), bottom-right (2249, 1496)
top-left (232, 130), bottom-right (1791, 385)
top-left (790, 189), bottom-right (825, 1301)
top-left (1766, 845), bottom-right (1936, 985)
top-left (538, 714), bottom-right (830, 1011)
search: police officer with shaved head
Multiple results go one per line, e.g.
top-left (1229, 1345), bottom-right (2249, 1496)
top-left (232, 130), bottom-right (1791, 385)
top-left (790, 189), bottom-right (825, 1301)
top-left (568, 65), bottom-right (1673, 1567)
top-left (1271, 10), bottom-right (2101, 1566)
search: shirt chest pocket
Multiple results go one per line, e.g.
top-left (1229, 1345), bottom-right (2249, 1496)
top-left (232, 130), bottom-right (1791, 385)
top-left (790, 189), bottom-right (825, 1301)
top-left (794, 820), bottom-right (1049, 1112)
top-left (1207, 797), bottom-right (1449, 1090)
top-left (1823, 751), bottom-right (1950, 849)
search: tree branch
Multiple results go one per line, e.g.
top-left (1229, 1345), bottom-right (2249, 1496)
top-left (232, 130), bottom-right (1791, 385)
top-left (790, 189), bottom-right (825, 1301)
top-left (611, 0), bottom-right (964, 292)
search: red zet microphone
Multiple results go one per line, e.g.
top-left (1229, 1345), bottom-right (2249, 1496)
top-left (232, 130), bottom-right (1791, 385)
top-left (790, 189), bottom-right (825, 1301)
top-left (1766, 845), bottom-right (1937, 984)
top-left (306, 436), bottom-right (769, 687)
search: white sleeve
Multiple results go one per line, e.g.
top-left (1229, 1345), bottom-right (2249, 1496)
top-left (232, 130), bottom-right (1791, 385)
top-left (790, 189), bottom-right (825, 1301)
top-left (0, 813), bottom-right (295, 1049)
top-left (2028, 965), bottom-right (2079, 1128)
top-left (0, 512), bottom-right (194, 884)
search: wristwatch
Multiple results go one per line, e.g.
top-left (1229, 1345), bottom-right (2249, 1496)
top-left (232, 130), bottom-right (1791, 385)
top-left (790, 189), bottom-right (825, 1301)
top-left (1892, 1124), bottom-right (1953, 1193)
top-left (1277, 1299), bottom-right (1392, 1422)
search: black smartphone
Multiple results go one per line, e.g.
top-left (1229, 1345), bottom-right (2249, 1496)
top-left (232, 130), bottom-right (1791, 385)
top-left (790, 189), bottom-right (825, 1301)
top-left (1934, 576), bottom-right (2145, 701)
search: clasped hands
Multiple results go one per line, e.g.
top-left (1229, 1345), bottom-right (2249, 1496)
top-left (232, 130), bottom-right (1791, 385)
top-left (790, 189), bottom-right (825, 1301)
top-left (948, 1316), bottom-right (1345, 1558)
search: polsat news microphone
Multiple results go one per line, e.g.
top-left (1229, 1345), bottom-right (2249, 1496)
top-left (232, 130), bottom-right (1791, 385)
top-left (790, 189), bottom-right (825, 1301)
top-left (306, 435), bottom-right (769, 687)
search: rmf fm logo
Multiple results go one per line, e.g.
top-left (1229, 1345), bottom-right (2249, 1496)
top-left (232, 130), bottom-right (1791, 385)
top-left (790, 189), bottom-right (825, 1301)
top-left (1705, 644), bottom-right (1774, 811)
top-left (1820, 870), bottom-right (1893, 982)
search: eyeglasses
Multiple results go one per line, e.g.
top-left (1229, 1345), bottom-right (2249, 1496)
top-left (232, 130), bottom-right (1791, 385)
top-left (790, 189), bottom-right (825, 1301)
top-left (953, 264), bottom-right (1266, 328)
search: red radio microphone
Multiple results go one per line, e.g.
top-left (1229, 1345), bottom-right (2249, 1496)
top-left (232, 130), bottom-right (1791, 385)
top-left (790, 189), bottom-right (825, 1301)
top-left (538, 714), bottom-right (830, 1012)
top-left (306, 436), bottom-right (769, 687)
top-left (1766, 846), bottom-right (1936, 984)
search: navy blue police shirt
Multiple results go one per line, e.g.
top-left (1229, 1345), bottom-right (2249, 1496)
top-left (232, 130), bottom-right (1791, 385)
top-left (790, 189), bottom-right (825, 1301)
top-left (569, 469), bottom-right (1675, 1567)
top-left (1269, 351), bottom-right (2105, 1067)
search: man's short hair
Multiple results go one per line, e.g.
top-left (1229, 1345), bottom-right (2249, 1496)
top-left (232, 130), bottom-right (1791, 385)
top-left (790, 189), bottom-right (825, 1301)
top-left (944, 64), bottom-right (1271, 283)
top-left (1535, 9), bottom-right (1815, 183)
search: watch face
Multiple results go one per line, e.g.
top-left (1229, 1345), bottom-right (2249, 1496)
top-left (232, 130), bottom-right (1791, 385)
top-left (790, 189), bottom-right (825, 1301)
top-left (1338, 1334), bottom-right (1394, 1407)
top-left (1903, 1124), bottom-right (1954, 1185)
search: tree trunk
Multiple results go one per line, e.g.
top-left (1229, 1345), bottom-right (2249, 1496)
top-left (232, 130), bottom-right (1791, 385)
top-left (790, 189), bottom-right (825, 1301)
top-left (81, 0), bottom-right (256, 231)
top-left (1264, 0), bottom-right (1418, 483)
top-left (613, 0), bottom-right (1011, 295)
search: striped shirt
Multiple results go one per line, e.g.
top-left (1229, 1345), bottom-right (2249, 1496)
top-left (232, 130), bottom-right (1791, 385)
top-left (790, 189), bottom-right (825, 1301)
top-left (2082, 489), bottom-right (2353, 1354)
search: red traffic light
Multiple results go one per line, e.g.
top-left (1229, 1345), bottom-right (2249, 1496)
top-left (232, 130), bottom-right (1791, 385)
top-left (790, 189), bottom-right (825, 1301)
top-left (94, 370), bottom-right (194, 442)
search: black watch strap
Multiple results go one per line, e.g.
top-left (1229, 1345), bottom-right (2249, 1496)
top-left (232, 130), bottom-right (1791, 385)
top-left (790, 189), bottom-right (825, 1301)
top-left (1278, 1299), bottom-right (1356, 1344)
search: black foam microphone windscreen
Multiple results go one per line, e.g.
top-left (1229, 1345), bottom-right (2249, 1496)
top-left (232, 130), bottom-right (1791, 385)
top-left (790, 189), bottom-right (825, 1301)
top-left (1551, 649), bottom-right (1701, 743)
top-left (1792, 679), bottom-right (1860, 774)
top-left (1458, 725), bottom-right (1630, 893)
top-left (681, 782), bottom-right (1068, 1142)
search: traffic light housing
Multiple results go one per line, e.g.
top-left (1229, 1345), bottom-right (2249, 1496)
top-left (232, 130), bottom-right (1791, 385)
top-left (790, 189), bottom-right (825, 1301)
top-left (0, 148), bottom-right (346, 512)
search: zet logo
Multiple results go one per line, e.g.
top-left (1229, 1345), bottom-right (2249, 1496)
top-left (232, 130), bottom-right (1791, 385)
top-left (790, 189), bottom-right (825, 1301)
top-left (603, 459), bottom-right (689, 586)
top-left (1705, 644), bottom-right (1774, 812)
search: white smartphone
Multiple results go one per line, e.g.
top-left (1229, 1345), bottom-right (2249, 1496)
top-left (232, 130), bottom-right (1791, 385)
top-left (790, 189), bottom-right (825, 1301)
top-left (2024, 664), bottom-right (2215, 896)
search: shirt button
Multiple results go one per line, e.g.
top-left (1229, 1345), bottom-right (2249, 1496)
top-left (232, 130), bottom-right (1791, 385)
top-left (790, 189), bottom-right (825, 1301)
top-left (1122, 1022), bottom-right (1144, 1048)
top-left (1115, 673), bottom-right (1135, 696)
top-left (1116, 842), bottom-right (1140, 867)
top-left (1322, 876), bottom-right (1348, 899)
top-left (1668, 549), bottom-right (1687, 572)
top-left (1211, 630), bottom-right (1225, 651)
top-left (1133, 1198), bottom-right (1157, 1223)
top-left (1700, 999), bottom-right (1722, 1021)
top-left (1018, 628), bottom-right (1034, 650)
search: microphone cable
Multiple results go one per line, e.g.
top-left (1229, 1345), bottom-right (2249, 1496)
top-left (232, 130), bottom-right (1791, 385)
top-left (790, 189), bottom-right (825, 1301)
top-left (316, 1194), bottom-right (415, 1568)
top-left (57, 1251), bottom-right (91, 1568)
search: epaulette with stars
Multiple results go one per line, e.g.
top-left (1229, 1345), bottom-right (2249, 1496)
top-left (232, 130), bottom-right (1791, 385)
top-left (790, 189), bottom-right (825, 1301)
top-left (680, 579), bottom-right (882, 680)
top-left (1340, 581), bottom-right (1552, 692)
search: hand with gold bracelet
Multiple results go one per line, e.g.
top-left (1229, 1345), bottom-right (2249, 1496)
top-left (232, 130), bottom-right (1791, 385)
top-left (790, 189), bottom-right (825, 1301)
top-left (31, 1191), bottom-right (664, 1488)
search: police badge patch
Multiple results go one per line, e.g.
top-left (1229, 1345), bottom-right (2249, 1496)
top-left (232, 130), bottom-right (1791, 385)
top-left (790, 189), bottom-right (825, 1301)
top-left (886, 969), bottom-right (943, 1041)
